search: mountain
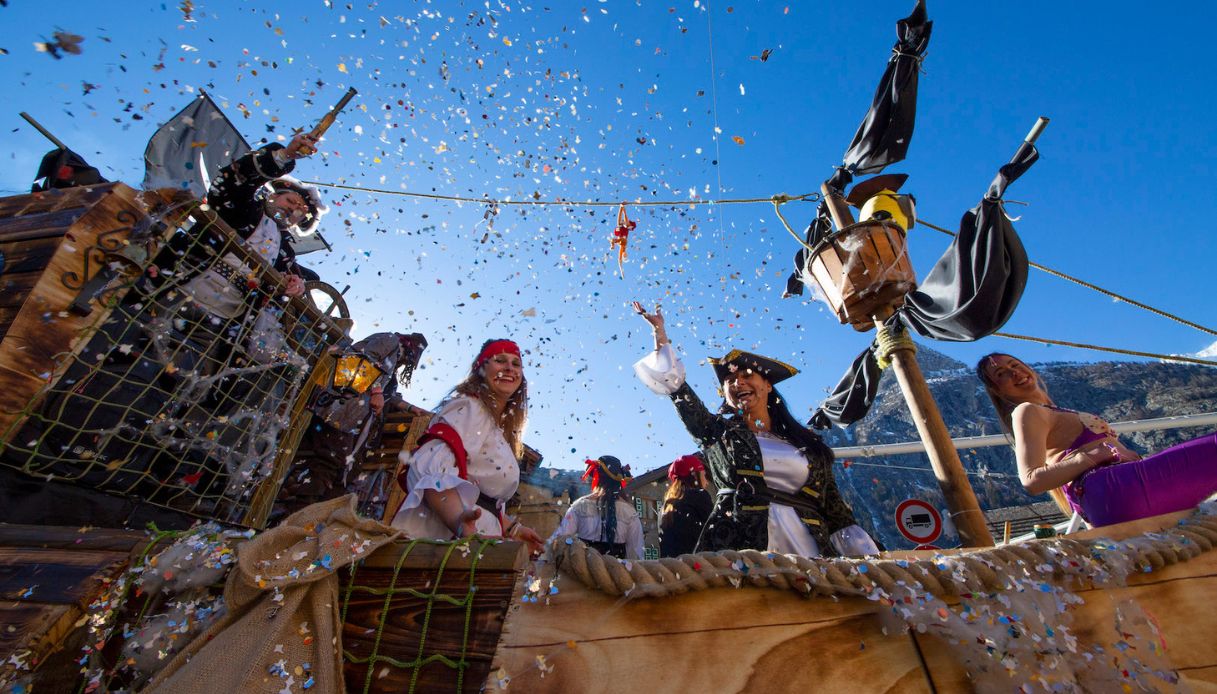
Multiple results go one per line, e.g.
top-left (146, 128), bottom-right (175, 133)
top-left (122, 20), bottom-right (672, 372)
top-left (823, 346), bottom-right (1217, 550)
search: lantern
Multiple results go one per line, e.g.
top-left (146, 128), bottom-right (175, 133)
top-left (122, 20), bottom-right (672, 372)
top-left (333, 353), bottom-right (383, 394)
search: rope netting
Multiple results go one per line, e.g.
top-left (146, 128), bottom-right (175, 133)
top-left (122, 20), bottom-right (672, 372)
top-left (339, 536), bottom-right (495, 694)
top-left (0, 200), bottom-right (345, 527)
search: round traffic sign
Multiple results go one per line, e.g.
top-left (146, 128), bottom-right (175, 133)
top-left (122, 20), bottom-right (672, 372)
top-left (894, 499), bottom-right (942, 545)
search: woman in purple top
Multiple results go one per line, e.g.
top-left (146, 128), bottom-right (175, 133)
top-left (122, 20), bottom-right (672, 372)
top-left (977, 353), bottom-right (1217, 527)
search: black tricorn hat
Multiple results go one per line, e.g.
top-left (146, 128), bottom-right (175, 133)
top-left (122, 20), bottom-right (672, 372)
top-left (845, 173), bottom-right (909, 208)
top-left (709, 349), bottom-right (799, 385)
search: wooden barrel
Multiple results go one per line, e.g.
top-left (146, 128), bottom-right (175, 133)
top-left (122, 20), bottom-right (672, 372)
top-left (802, 220), bottom-right (916, 331)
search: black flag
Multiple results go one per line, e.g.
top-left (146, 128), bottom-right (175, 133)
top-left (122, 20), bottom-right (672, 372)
top-left (812, 145), bottom-right (1038, 429)
top-left (143, 93), bottom-right (331, 256)
top-left (840, 0), bottom-right (932, 178)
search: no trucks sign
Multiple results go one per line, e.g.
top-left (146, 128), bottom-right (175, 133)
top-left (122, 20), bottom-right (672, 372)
top-left (894, 498), bottom-right (942, 545)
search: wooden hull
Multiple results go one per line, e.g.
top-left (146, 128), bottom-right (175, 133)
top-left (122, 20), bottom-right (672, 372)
top-left (5, 510), bottom-right (1216, 692)
top-left (487, 509), bottom-right (1217, 693)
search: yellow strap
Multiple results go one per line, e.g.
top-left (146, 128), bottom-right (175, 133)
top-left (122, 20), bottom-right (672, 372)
top-left (800, 486), bottom-right (820, 498)
top-left (740, 505), bottom-right (768, 512)
top-left (737, 469), bottom-right (763, 477)
top-left (801, 518), bottom-right (822, 527)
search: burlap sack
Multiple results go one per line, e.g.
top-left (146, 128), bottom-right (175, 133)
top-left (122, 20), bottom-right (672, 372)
top-left (144, 495), bottom-right (401, 693)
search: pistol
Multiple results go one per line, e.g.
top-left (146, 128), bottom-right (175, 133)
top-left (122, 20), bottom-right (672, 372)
top-left (299, 87), bottom-right (358, 155)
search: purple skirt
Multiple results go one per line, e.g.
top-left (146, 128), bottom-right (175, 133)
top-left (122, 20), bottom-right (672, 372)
top-left (1064, 432), bottom-right (1217, 526)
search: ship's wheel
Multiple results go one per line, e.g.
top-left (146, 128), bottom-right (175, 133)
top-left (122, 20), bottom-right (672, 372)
top-left (304, 280), bottom-right (350, 324)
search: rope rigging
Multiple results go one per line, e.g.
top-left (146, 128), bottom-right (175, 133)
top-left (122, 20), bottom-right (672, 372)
top-left (300, 177), bottom-right (1214, 367)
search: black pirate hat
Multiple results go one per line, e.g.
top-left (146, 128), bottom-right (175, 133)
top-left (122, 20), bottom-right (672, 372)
top-left (708, 349), bottom-right (799, 385)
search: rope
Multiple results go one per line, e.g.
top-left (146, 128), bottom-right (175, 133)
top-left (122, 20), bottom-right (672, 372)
top-left (918, 218), bottom-right (1217, 337)
top-left (992, 332), bottom-right (1217, 368)
top-left (771, 194), bottom-right (814, 252)
top-left (874, 323), bottom-right (917, 369)
top-left (549, 506), bottom-right (1217, 601)
top-left (301, 180), bottom-right (818, 209)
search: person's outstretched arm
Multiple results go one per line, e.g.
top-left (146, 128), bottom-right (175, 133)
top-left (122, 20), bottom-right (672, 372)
top-left (631, 302), bottom-right (724, 446)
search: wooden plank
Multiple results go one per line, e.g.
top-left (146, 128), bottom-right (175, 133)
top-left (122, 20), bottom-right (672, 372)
top-left (0, 547), bottom-right (128, 605)
top-left (0, 603), bottom-right (70, 666)
top-left (488, 575), bottom-right (936, 693)
top-left (0, 235), bottom-right (64, 276)
top-left (0, 270), bottom-right (44, 309)
top-left (341, 550), bottom-right (522, 693)
top-left (0, 187), bottom-right (106, 220)
top-left (0, 184), bottom-right (147, 443)
top-left (0, 305), bottom-right (20, 340)
top-left (0, 208), bottom-right (90, 243)
top-left (0, 523), bottom-right (151, 554)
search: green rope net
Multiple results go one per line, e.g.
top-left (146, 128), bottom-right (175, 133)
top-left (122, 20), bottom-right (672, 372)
top-left (339, 537), bottom-right (495, 694)
top-left (0, 198), bottom-right (344, 527)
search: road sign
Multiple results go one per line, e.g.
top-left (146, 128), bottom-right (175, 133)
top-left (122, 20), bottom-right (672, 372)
top-left (895, 499), bottom-right (942, 545)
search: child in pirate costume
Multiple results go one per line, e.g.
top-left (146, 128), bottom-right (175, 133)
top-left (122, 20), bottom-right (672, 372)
top-left (632, 302), bottom-right (879, 557)
top-left (391, 339), bottom-right (544, 554)
top-left (553, 456), bottom-right (645, 560)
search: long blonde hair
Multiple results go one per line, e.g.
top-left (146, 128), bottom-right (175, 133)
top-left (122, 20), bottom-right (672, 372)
top-left (975, 353), bottom-right (1072, 516)
top-left (662, 476), bottom-right (697, 515)
top-left (451, 339), bottom-right (529, 459)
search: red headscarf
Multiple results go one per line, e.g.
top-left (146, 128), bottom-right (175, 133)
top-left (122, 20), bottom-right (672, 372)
top-left (475, 339), bottom-right (521, 369)
top-left (667, 453), bottom-right (705, 481)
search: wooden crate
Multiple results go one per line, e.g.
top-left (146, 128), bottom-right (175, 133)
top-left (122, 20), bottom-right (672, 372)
top-left (339, 538), bottom-right (528, 693)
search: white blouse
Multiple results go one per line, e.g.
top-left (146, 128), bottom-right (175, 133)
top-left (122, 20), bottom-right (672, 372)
top-left (634, 345), bottom-right (879, 558)
top-left (553, 495), bottom-right (645, 560)
top-left (391, 395), bottom-right (520, 540)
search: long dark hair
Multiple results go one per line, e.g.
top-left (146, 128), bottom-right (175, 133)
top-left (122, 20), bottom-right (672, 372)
top-left (720, 386), bottom-right (834, 466)
top-left (975, 352), bottom-right (1071, 514)
top-left (589, 455), bottom-right (629, 545)
top-left (450, 338), bottom-right (529, 459)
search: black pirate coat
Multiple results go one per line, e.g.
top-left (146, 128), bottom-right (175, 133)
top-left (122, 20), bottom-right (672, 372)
top-left (667, 382), bottom-right (860, 555)
top-left (205, 143), bottom-right (313, 277)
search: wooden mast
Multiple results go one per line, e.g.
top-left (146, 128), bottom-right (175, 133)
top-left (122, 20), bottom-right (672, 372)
top-left (813, 119), bottom-right (1050, 548)
top-left (818, 186), bottom-right (996, 548)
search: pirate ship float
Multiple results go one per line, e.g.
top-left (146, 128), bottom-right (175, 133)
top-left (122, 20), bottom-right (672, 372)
top-left (3, 2), bottom-right (1217, 692)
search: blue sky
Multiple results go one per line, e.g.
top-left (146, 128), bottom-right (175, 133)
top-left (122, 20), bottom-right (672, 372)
top-left (3, 1), bottom-right (1216, 490)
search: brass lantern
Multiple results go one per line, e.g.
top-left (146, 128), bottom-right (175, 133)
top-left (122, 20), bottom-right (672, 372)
top-left (333, 353), bottom-right (383, 394)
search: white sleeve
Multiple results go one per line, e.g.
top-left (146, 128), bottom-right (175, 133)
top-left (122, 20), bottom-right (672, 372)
top-left (633, 343), bottom-right (686, 395)
top-left (398, 397), bottom-right (490, 519)
top-left (830, 524), bottom-right (880, 557)
top-left (553, 504), bottom-right (580, 539)
top-left (625, 511), bottom-right (645, 561)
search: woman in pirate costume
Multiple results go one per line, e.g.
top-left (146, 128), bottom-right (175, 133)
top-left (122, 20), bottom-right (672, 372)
top-left (391, 339), bottom-right (544, 553)
top-left (553, 455), bottom-right (645, 560)
top-left (632, 303), bottom-right (879, 557)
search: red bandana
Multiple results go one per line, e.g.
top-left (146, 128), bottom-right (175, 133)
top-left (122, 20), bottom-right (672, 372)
top-left (475, 340), bottom-right (521, 368)
top-left (668, 454), bottom-right (705, 481)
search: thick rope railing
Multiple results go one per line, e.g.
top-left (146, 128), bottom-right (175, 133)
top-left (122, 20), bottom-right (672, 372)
top-left (548, 506), bottom-right (1217, 601)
